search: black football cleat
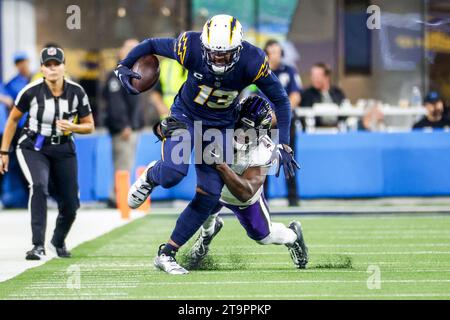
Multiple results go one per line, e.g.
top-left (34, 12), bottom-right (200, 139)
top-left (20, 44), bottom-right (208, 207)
top-left (190, 216), bottom-right (224, 266)
top-left (287, 221), bottom-right (308, 269)
top-left (49, 241), bottom-right (72, 258)
top-left (25, 245), bottom-right (46, 260)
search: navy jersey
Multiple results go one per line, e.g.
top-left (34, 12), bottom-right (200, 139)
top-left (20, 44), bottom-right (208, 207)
top-left (120, 32), bottom-right (291, 144)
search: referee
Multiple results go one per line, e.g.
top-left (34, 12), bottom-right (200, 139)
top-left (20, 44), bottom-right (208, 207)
top-left (0, 47), bottom-right (95, 260)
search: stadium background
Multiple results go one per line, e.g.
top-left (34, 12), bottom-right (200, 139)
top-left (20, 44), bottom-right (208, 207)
top-left (1, 0), bottom-right (450, 301)
top-left (1, 0), bottom-right (450, 205)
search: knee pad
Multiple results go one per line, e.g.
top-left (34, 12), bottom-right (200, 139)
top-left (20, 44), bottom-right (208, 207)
top-left (190, 192), bottom-right (221, 215)
top-left (159, 166), bottom-right (186, 188)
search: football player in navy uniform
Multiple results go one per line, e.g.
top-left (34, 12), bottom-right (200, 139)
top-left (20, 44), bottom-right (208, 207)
top-left (190, 96), bottom-right (308, 269)
top-left (115, 14), bottom-right (299, 274)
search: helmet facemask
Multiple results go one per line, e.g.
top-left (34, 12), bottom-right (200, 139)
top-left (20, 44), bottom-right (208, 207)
top-left (202, 44), bottom-right (242, 75)
top-left (233, 123), bottom-right (258, 152)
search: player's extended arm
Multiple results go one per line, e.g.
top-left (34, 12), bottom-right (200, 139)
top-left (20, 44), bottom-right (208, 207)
top-left (119, 38), bottom-right (176, 68)
top-left (257, 76), bottom-right (291, 145)
top-left (257, 76), bottom-right (300, 179)
top-left (115, 38), bottom-right (177, 95)
top-left (216, 164), bottom-right (267, 203)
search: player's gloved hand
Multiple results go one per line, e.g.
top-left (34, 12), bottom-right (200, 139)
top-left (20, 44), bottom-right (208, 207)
top-left (114, 65), bottom-right (141, 95)
top-left (275, 144), bottom-right (300, 179)
top-left (152, 116), bottom-right (188, 141)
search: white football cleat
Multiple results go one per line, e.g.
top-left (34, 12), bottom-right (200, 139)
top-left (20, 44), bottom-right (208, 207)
top-left (128, 160), bottom-right (157, 209)
top-left (154, 254), bottom-right (189, 275)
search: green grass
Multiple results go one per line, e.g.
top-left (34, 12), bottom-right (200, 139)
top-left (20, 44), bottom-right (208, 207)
top-left (1, 213), bottom-right (450, 299)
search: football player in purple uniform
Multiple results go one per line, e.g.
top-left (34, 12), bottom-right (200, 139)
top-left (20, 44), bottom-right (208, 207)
top-left (190, 96), bottom-right (308, 269)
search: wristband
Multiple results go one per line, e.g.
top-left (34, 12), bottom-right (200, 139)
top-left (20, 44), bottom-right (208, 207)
top-left (0, 150), bottom-right (9, 155)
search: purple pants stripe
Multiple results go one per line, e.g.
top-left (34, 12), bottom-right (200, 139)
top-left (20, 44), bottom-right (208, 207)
top-left (223, 194), bottom-right (272, 241)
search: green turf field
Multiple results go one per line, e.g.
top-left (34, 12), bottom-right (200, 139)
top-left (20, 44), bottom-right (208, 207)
top-left (1, 213), bottom-right (449, 299)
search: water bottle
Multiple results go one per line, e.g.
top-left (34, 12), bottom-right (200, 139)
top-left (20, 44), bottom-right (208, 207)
top-left (410, 86), bottom-right (422, 107)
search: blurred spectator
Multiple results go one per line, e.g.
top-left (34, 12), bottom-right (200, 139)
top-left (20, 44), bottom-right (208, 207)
top-left (0, 84), bottom-right (13, 110)
top-left (150, 58), bottom-right (188, 119)
top-left (5, 52), bottom-right (32, 100)
top-left (79, 50), bottom-right (101, 124)
top-left (103, 39), bottom-right (145, 207)
top-left (2, 52), bottom-right (32, 208)
top-left (0, 83), bottom-right (13, 203)
top-left (264, 39), bottom-right (302, 207)
top-left (359, 105), bottom-right (385, 131)
top-left (413, 91), bottom-right (450, 129)
top-left (300, 63), bottom-right (346, 127)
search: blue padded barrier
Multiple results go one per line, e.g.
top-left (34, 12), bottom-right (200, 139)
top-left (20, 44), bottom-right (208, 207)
top-left (3, 130), bottom-right (450, 207)
top-left (381, 131), bottom-right (450, 196)
top-left (267, 130), bottom-right (450, 198)
top-left (93, 135), bottom-right (114, 201)
top-left (74, 135), bottom-right (97, 201)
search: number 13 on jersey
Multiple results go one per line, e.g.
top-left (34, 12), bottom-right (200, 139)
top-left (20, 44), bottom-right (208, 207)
top-left (194, 85), bottom-right (238, 109)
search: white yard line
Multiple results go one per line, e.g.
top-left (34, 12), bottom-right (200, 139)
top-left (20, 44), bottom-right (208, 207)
top-left (0, 209), bottom-right (144, 282)
top-left (130, 279), bottom-right (450, 286)
top-left (11, 279), bottom-right (450, 290)
top-left (7, 292), bottom-right (450, 299)
top-left (209, 251), bottom-right (450, 256)
top-left (145, 293), bottom-right (450, 299)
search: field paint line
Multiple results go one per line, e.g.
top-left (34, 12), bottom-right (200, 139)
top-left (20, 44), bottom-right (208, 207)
top-left (306, 236), bottom-right (450, 240)
top-left (7, 293), bottom-right (450, 299)
top-left (222, 262), bottom-right (450, 267)
top-left (19, 279), bottom-right (450, 289)
top-left (185, 269), bottom-right (450, 274)
top-left (138, 293), bottom-right (450, 299)
top-left (303, 230), bottom-right (450, 235)
top-left (0, 210), bottom-right (146, 283)
top-left (211, 251), bottom-right (450, 256)
top-left (24, 285), bottom-right (139, 289)
top-left (56, 265), bottom-right (450, 273)
top-left (210, 243), bottom-right (450, 249)
top-left (135, 279), bottom-right (450, 286)
top-left (7, 292), bottom-right (129, 298)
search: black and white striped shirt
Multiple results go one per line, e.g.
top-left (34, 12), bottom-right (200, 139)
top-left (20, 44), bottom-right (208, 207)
top-left (14, 78), bottom-right (92, 137)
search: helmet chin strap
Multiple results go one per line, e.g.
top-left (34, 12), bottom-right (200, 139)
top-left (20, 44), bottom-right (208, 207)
top-left (211, 65), bottom-right (226, 74)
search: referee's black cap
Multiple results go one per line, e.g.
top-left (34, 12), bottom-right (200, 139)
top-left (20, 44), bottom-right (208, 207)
top-left (40, 47), bottom-right (65, 65)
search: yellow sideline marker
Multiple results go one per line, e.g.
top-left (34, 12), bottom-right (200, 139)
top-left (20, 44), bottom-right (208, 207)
top-left (136, 167), bottom-right (151, 214)
top-left (115, 170), bottom-right (131, 220)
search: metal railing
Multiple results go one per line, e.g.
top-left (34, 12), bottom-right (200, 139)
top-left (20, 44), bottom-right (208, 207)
top-left (294, 104), bottom-right (427, 132)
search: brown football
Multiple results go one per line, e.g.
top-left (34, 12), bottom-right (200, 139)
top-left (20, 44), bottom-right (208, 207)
top-left (131, 54), bottom-right (160, 93)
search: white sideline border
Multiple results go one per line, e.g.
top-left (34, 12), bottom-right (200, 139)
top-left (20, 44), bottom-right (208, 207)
top-left (0, 209), bottom-right (145, 283)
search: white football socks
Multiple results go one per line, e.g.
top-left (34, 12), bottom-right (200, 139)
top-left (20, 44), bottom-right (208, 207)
top-left (201, 213), bottom-right (219, 237)
top-left (257, 222), bottom-right (297, 245)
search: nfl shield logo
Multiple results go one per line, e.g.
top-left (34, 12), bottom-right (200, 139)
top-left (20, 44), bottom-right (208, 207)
top-left (47, 47), bottom-right (57, 56)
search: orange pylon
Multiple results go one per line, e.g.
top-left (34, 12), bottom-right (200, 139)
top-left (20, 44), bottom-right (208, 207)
top-left (115, 170), bottom-right (131, 220)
